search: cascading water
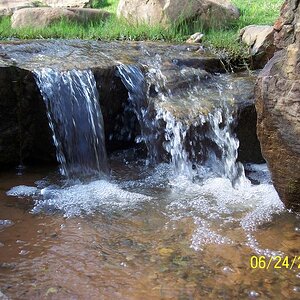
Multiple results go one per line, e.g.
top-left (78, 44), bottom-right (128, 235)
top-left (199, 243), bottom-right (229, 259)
top-left (34, 68), bottom-right (108, 178)
top-left (117, 60), bottom-right (247, 185)
top-left (116, 64), bottom-right (163, 164)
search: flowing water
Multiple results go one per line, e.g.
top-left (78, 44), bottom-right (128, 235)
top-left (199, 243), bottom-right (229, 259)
top-left (1, 64), bottom-right (300, 299)
top-left (34, 68), bottom-right (108, 178)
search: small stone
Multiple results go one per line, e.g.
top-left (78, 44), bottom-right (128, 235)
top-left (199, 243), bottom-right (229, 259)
top-left (222, 266), bottom-right (234, 273)
top-left (158, 248), bottom-right (174, 256)
top-left (19, 250), bottom-right (29, 256)
top-left (125, 255), bottom-right (134, 261)
top-left (186, 32), bottom-right (204, 44)
top-left (45, 287), bottom-right (58, 296)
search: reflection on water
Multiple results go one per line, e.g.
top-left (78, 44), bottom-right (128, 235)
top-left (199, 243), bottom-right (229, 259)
top-left (0, 155), bottom-right (300, 299)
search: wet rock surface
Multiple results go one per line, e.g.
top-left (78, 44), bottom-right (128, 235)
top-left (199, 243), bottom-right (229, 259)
top-left (0, 40), bottom-right (261, 167)
top-left (255, 0), bottom-right (300, 209)
top-left (0, 66), bottom-right (55, 167)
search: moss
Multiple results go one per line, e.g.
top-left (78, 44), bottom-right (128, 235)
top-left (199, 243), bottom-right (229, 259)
top-left (287, 179), bottom-right (300, 195)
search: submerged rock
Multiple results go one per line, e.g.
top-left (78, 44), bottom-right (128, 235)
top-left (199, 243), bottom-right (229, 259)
top-left (117, 0), bottom-right (239, 28)
top-left (255, 0), bottom-right (300, 209)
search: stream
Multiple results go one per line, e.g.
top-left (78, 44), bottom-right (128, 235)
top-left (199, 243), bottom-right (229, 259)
top-left (0, 40), bottom-right (299, 299)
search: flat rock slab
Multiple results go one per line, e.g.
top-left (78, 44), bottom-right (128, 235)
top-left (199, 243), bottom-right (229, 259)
top-left (0, 40), bottom-right (223, 72)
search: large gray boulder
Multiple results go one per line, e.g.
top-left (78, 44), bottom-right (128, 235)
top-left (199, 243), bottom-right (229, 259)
top-left (11, 7), bottom-right (110, 28)
top-left (255, 0), bottom-right (300, 209)
top-left (117, 0), bottom-right (239, 27)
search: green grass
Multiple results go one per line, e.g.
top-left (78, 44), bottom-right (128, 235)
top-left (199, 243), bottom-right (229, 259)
top-left (0, 0), bottom-right (284, 61)
top-left (232, 0), bottom-right (283, 27)
top-left (91, 0), bottom-right (119, 13)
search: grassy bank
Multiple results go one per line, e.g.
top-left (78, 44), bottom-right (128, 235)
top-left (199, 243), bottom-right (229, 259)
top-left (0, 0), bottom-right (283, 60)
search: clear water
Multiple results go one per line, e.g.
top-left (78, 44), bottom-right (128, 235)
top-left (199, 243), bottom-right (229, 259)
top-left (0, 156), bottom-right (299, 299)
top-left (1, 53), bottom-right (299, 299)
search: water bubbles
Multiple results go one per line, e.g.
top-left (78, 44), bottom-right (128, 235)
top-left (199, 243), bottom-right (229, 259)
top-left (293, 286), bottom-right (300, 293)
top-left (222, 266), bottom-right (234, 273)
top-left (16, 164), bottom-right (26, 176)
top-left (248, 290), bottom-right (260, 298)
top-left (32, 180), bottom-right (152, 217)
top-left (19, 250), bottom-right (29, 256)
top-left (6, 185), bottom-right (37, 197)
top-left (0, 220), bottom-right (14, 229)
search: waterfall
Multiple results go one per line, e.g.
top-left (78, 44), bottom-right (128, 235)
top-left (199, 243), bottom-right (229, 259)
top-left (117, 62), bottom-right (247, 185)
top-left (117, 64), bottom-right (163, 164)
top-left (34, 68), bottom-right (108, 178)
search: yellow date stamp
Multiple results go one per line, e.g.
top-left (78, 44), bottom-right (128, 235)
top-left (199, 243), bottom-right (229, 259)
top-left (250, 256), bottom-right (300, 270)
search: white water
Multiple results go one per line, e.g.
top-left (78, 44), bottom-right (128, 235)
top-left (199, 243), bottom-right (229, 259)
top-left (117, 62), bottom-right (247, 185)
top-left (6, 161), bottom-right (284, 255)
top-left (34, 68), bottom-right (108, 178)
top-left (117, 64), bottom-right (162, 164)
top-left (7, 63), bottom-right (282, 255)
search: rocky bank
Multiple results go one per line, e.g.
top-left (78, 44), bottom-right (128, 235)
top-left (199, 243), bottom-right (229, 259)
top-left (255, 0), bottom-right (300, 209)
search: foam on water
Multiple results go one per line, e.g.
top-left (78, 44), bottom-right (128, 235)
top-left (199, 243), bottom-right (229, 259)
top-left (0, 220), bottom-right (14, 229)
top-left (6, 185), bottom-right (38, 197)
top-left (5, 162), bottom-right (285, 255)
top-left (32, 180), bottom-right (152, 217)
top-left (166, 173), bottom-right (285, 254)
